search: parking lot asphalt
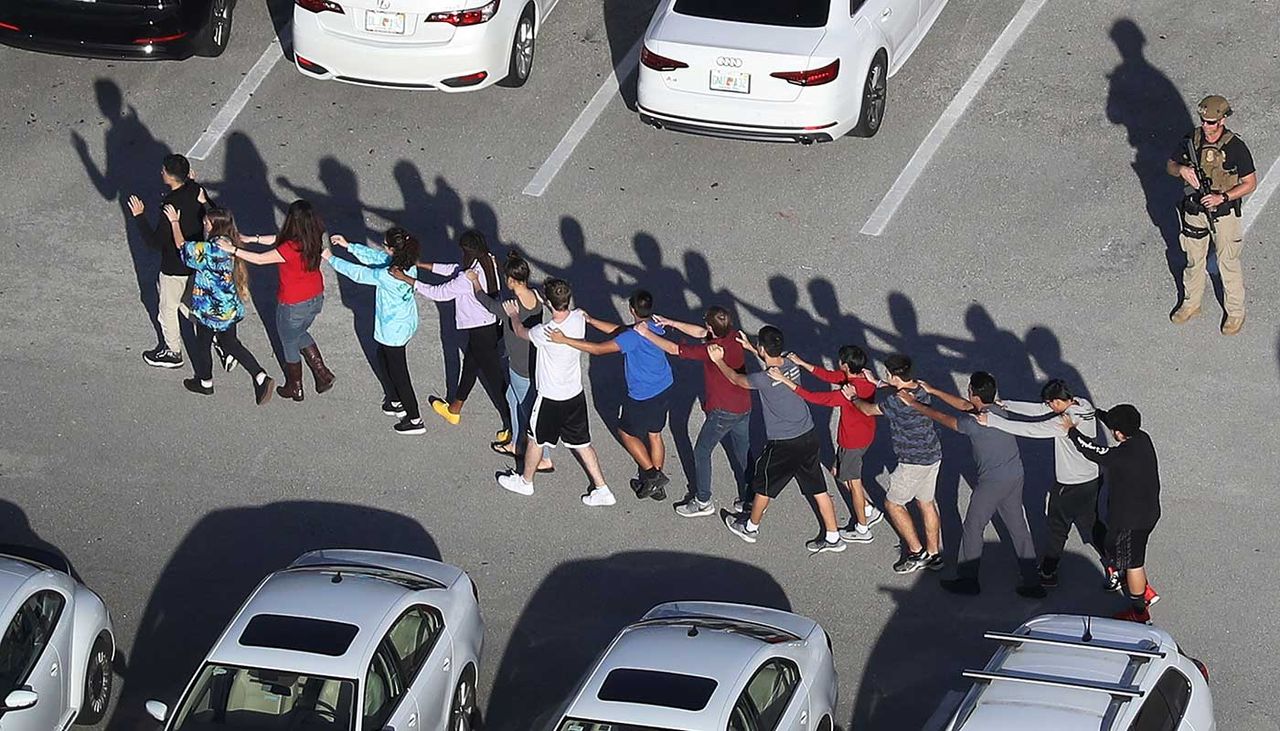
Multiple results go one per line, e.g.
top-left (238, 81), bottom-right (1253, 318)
top-left (1, 0), bottom-right (1278, 728)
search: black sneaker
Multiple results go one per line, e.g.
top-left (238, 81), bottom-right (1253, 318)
top-left (183, 378), bottom-right (213, 395)
top-left (394, 418), bottom-right (426, 435)
top-left (806, 537), bottom-right (847, 554)
top-left (893, 550), bottom-right (928, 574)
top-left (940, 577), bottom-right (981, 595)
top-left (1038, 567), bottom-right (1059, 588)
top-left (144, 348), bottom-right (184, 368)
top-left (254, 375), bottom-right (275, 406)
top-left (382, 400), bottom-right (407, 418)
top-left (922, 553), bottom-right (945, 572)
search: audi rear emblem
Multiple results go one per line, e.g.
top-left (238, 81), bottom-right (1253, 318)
top-left (715, 57), bottom-right (743, 68)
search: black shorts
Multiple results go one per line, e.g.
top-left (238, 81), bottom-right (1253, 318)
top-left (1107, 528), bottom-right (1151, 570)
top-left (751, 429), bottom-right (828, 499)
top-left (530, 393), bottom-right (592, 449)
top-left (619, 388), bottom-right (670, 436)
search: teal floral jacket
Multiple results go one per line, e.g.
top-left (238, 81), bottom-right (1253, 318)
top-left (181, 240), bottom-right (244, 332)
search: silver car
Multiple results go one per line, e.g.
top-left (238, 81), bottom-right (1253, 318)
top-left (0, 548), bottom-right (115, 731)
top-left (943, 613), bottom-right (1215, 730)
top-left (144, 549), bottom-right (484, 731)
top-left (549, 602), bottom-right (838, 731)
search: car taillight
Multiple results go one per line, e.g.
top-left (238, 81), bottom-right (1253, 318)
top-left (0, 21), bottom-right (20, 31)
top-left (1191, 658), bottom-right (1209, 681)
top-left (441, 71), bottom-right (488, 87)
top-left (426, 0), bottom-right (499, 26)
top-left (295, 0), bottom-right (345, 13)
top-left (133, 32), bottom-right (187, 44)
top-left (771, 59), bottom-right (839, 86)
top-left (640, 46), bottom-right (688, 71)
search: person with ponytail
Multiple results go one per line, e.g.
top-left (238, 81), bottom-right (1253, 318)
top-left (228, 200), bottom-right (335, 401)
top-left (390, 230), bottom-right (511, 444)
top-left (323, 227), bottom-right (426, 435)
top-left (162, 204), bottom-right (274, 405)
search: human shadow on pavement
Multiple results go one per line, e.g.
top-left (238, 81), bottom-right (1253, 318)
top-left (484, 551), bottom-right (791, 731)
top-left (106, 501), bottom-right (440, 731)
top-left (851, 550), bottom-right (1111, 731)
top-left (0, 500), bottom-right (80, 582)
top-left (70, 79), bottom-right (171, 350)
top-left (1105, 18), bottom-right (1193, 305)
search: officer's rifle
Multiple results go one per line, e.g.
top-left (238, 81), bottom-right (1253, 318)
top-left (1185, 137), bottom-right (1217, 236)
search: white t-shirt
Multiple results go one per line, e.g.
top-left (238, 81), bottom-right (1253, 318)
top-left (528, 309), bottom-right (586, 400)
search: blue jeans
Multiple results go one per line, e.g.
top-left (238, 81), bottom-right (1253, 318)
top-left (693, 409), bottom-right (751, 503)
top-left (276, 294), bottom-right (323, 364)
top-left (506, 368), bottom-right (532, 440)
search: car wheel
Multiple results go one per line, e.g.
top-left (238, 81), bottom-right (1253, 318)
top-left (74, 633), bottom-right (113, 726)
top-left (849, 52), bottom-right (887, 138)
top-left (497, 7), bottom-right (535, 88)
top-left (198, 0), bottom-right (235, 58)
top-left (448, 668), bottom-right (478, 731)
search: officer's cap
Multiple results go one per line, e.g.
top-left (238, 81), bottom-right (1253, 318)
top-left (1198, 95), bottom-right (1232, 121)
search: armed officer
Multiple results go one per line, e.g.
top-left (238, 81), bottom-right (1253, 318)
top-left (1167, 95), bottom-right (1257, 335)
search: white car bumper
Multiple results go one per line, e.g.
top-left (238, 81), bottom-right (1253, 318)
top-left (637, 69), bottom-right (854, 142)
top-left (292, 11), bottom-right (512, 91)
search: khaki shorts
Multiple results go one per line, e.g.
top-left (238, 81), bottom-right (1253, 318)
top-left (886, 461), bottom-right (940, 505)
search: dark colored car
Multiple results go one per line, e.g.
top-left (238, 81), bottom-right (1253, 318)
top-left (0, 0), bottom-right (236, 60)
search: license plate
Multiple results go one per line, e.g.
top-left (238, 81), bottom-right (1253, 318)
top-left (365, 10), bottom-right (406, 34)
top-left (709, 69), bottom-right (750, 94)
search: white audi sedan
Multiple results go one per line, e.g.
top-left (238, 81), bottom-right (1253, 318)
top-left (0, 547), bottom-right (115, 731)
top-left (292, 0), bottom-right (556, 90)
top-left (637, 0), bottom-right (950, 142)
top-left (144, 549), bottom-right (484, 731)
top-left (547, 602), bottom-right (838, 731)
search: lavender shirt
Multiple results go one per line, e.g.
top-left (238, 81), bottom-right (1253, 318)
top-left (411, 256), bottom-right (499, 331)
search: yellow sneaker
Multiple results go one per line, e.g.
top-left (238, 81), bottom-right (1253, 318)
top-left (1221, 314), bottom-right (1245, 335)
top-left (430, 396), bottom-right (460, 425)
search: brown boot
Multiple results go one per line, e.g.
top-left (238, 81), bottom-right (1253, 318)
top-left (300, 344), bottom-right (336, 394)
top-left (1169, 303), bottom-right (1201, 325)
top-left (1221, 314), bottom-right (1245, 335)
top-left (276, 361), bottom-right (305, 402)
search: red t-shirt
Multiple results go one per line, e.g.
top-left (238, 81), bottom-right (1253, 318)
top-left (276, 239), bottom-right (324, 305)
top-left (678, 335), bottom-right (751, 414)
top-left (797, 367), bottom-right (877, 449)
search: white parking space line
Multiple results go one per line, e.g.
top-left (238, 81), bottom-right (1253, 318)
top-left (522, 37), bottom-right (643, 197)
top-left (859, 0), bottom-right (1049, 236)
top-left (1241, 156), bottom-right (1279, 235)
top-left (187, 37), bottom-right (284, 161)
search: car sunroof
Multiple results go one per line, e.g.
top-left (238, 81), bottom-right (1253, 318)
top-left (597, 668), bottom-right (718, 711)
top-left (239, 614), bottom-right (360, 657)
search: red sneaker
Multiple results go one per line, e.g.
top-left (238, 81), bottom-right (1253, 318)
top-left (1114, 607), bottom-right (1152, 624)
top-left (1143, 583), bottom-right (1160, 606)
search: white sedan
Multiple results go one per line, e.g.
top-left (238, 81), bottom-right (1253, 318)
top-left (144, 549), bottom-right (484, 731)
top-left (548, 602), bottom-right (838, 731)
top-left (637, 0), bottom-right (950, 142)
top-left (292, 0), bottom-right (557, 90)
top-left (0, 547), bottom-right (115, 731)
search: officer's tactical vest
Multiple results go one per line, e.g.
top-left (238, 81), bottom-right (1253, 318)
top-left (1193, 128), bottom-right (1239, 193)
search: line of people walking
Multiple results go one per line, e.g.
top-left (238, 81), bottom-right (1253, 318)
top-left (126, 153), bottom-right (1164, 623)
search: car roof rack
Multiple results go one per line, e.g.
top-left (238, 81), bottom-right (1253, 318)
top-left (961, 668), bottom-right (1144, 699)
top-left (983, 631), bottom-right (1166, 660)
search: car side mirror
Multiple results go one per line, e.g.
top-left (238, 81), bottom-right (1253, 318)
top-left (2, 689), bottom-right (39, 711)
top-left (145, 700), bottom-right (170, 723)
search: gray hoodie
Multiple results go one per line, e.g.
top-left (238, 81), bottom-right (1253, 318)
top-left (983, 398), bottom-right (1100, 485)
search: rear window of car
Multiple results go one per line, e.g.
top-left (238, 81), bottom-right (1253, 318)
top-left (238, 614), bottom-right (360, 657)
top-left (597, 668), bottom-right (718, 711)
top-left (1128, 669), bottom-right (1193, 731)
top-left (673, 0), bottom-right (830, 28)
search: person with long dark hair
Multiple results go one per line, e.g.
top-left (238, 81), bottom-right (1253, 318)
top-left (227, 200), bottom-right (335, 401)
top-left (160, 204), bottom-right (274, 405)
top-left (391, 230), bottom-right (510, 443)
top-left (323, 228), bottom-right (425, 435)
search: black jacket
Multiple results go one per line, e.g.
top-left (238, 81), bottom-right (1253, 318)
top-left (1068, 427), bottom-right (1161, 531)
top-left (131, 180), bottom-right (204, 276)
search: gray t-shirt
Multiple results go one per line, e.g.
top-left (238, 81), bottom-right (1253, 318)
top-left (956, 405), bottom-right (1023, 484)
top-left (875, 385), bottom-right (942, 465)
top-left (747, 365), bottom-right (813, 441)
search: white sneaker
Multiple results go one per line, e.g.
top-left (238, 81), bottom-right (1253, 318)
top-left (582, 485), bottom-right (616, 507)
top-left (497, 472), bottom-right (534, 496)
top-left (865, 504), bottom-right (884, 527)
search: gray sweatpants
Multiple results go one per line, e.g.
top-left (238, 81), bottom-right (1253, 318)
top-left (956, 475), bottom-right (1038, 584)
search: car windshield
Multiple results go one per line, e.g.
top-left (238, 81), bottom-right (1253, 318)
top-left (171, 664), bottom-right (355, 731)
top-left (556, 720), bottom-right (680, 731)
top-left (672, 0), bottom-right (830, 28)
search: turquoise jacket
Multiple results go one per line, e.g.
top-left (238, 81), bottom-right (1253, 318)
top-left (326, 244), bottom-right (418, 346)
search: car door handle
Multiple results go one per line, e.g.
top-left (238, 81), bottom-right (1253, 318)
top-left (50, 662), bottom-right (59, 677)
top-left (406, 713), bottom-right (417, 727)
top-left (881, 7), bottom-right (892, 17)
top-left (442, 658), bottom-right (450, 673)
top-left (800, 710), bottom-right (808, 726)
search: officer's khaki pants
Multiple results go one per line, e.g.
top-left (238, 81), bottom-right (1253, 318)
top-left (1179, 209), bottom-right (1244, 316)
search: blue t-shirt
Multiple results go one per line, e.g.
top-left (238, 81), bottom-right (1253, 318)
top-left (614, 324), bottom-right (674, 401)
